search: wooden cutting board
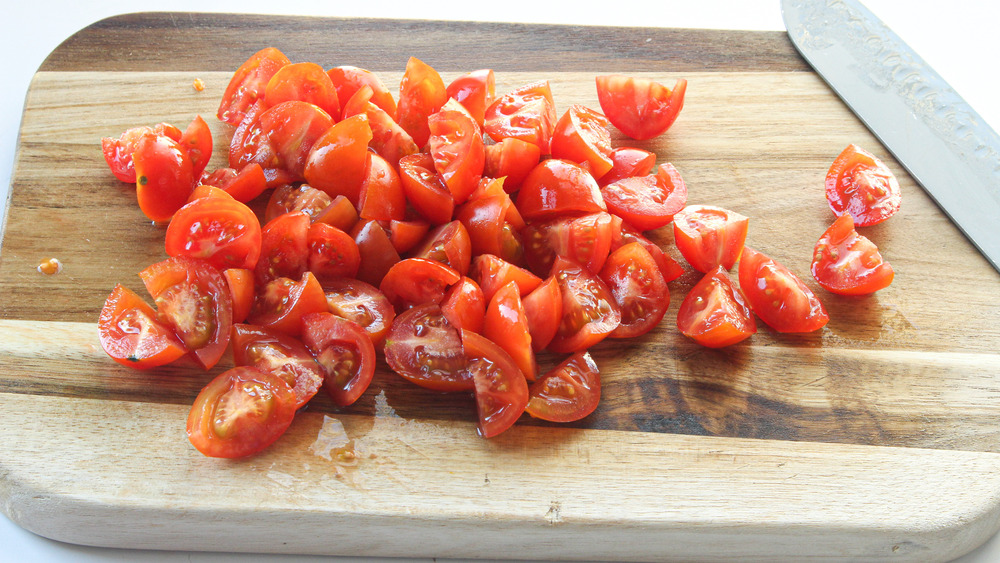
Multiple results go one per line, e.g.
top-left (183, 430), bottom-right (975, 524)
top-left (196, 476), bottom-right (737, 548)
top-left (3, 12), bottom-right (1000, 562)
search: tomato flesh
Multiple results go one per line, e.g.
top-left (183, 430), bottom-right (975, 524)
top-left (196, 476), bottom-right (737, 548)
top-left (384, 303), bottom-right (470, 392)
top-left (482, 281), bottom-right (537, 381)
top-left (231, 323), bottom-right (324, 409)
top-left (601, 162), bottom-right (687, 231)
top-left (600, 242), bottom-right (670, 339)
top-left (462, 329), bottom-right (528, 438)
top-left (825, 144), bottom-right (901, 227)
top-left (548, 257), bottom-right (621, 354)
top-left (98, 284), bottom-right (187, 369)
top-left (323, 277), bottom-right (396, 347)
top-left (595, 75), bottom-right (686, 140)
top-left (738, 247), bottom-right (829, 333)
top-left (165, 195), bottom-right (262, 271)
top-left (676, 266), bottom-right (756, 348)
top-left (525, 351), bottom-right (600, 423)
top-left (811, 214), bottom-right (894, 295)
top-left (673, 205), bottom-right (749, 273)
top-left (301, 312), bottom-right (376, 407)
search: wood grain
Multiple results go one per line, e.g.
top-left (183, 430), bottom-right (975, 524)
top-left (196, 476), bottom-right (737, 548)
top-left (2, 12), bottom-right (1000, 561)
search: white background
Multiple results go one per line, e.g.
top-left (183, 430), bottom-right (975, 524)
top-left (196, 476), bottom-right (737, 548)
top-left (1, 1), bottom-right (999, 561)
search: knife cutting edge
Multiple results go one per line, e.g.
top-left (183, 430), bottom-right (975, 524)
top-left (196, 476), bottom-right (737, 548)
top-left (781, 0), bottom-right (1000, 274)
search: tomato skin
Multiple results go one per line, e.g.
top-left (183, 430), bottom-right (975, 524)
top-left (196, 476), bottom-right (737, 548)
top-left (179, 115), bottom-right (213, 180)
top-left (484, 80), bottom-right (557, 150)
top-left (522, 212), bottom-right (615, 276)
top-left (516, 159), bottom-right (606, 221)
top-left (521, 275), bottom-right (562, 351)
top-left (307, 222), bottom-right (361, 281)
top-left (602, 162), bottom-right (687, 231)
top-left (461, 329), bottom-right (529, 438)
top-left (428, 107), bottom-right (485, 205)
top-left (470, 254), bottom-right (542, 304)
top-left (264, 62), bottom-right (341, 120)
top-left (525, 351), bottom-right (601, 423)
top-left (384, 303), bottom-right (471, 392)
top-left (677, 266), bottom-right (756, 348)
top-left (609, 215), bottom-right (685, 283)
top-left (548, 257), bottom-right (621, 354)
top-left (133, 133), bottom-right (196, 222)
top-left (314, 194), bottom-right (360, 233)
top-left (483, 281), bottom-right (537, 381)
top-left (446, 69), bottom-right (496, 127)
top-left (303, 114), bottom-right (373, 205)
top-left (102, 123), bottom-right (182, 183)
top-left (673, 205), bottom-right (749, 273)
top-left (484, 138), bottom-right (542, 193)
top-left (323, 278), bottom-right (396, 346)
top-left (825, 144), bottom-right (901, 227)
top-left (456, 194), bottom-right (522, 262)
top-left (186, 366), bottom-right (297, 459)
top-left (358, 153), bottom-right (406, 222)
top-left (396, 57), bottom-right (448, 148)
top-left (351, 220), bottom-right (401, 286)
top-left (389, 219), bottom-right (430, 255)
top-left (164, 195), bottom-right (262, 271)
top-left (600, 242), bottom-right (670, 339)
top-left (255, 211), bottom-right (311, 286)
top-left (202, 163), bottom-right (269, 204)
top-left (379, 258), bottom-right (461, 311)
top-left (98, 284), bottom-right (187, 369)
top-left (224, 268), bottom-right (255, 324)
top-left (598, 147), bottom-right (656, 187)
top-left (738, 247), bottom-right (829, 333)
top-left (140, 256), bottom-right (233, 370)
top-left (595, 75), bottom-right (686, 140)
top-left (441, 276), bottom-right (486, 334)
top-left (399, 152), bottom-right (455, 225)
top-left (343, 85), bottom-right (419, 166)
top-left (328, 65), bottom-right (397, 119)
top-left (257, 101), bottom-right (335, 180)
top-left (549, 105), bottom-right (613, 180)
top-left (811, 214), bottom-right (894, 295)
top-left (231, 323), bottom-right (324, 410)
top-left (249, 272), bottom-right (329, 337)
top-left (218, 47), bottom-right (291, 126)
top-left (410, 220), bottom-right (472, 276)
top-left (301, 312), bottom-right (376, 407)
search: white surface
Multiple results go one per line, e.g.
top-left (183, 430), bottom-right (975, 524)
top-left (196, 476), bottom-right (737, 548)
top-left (1, 1), bottom-right (998, 561)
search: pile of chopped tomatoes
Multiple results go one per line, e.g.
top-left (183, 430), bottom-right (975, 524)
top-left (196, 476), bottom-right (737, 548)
top-left (98, 47), bottom-right (898, 459)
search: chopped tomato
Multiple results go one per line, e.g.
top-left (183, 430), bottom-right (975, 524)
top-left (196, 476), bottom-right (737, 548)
top-left (600, 242), bottom-right (670, 339)
top-left (521, 275), bottom-right (562, 351)
top-left (470, 254), bottom-right (542, 303)
top-left (133, 133), bottom-right (196, 222)
top-left (446, 69), bottom-right (495, 126)
top-left (609, 215), bottom-right (685, 282)
top-left (399, 152), bottom-right (455, 225)
top-left (264, 62), bottom-right (341, 120)
top-left (164, 195), bottom-right (262, 271)
top-left (595, 75), bottom-right (686, 140)
top-left (522, 212), bottom-right (615, 276)
top-left (482, 281), bottom-right (536, 381)
top-left (825, 144), bottom-right (901, 226)
top-left (231, 323), bottom-right (324, 409)
top-left (598, 147), bottom-right (656, 187)
top-left (323, 278), bottom-right (396, 346)
top-left (550, 105), bottom-right (613, 180)
top-left (98, 284), bottom-right (187, 369)
top-left (676, 266), bottom-right (756, 348)
top-left (516, 159), bottom-right (607, 221)
top-left (201, 163), bottom-right (268, 204)
top-left (441, 276), bottom-right (486, 334)
top-left (388, 219), bottom-right (430, 255)
top-left (484, 80), bottom-right (557, 150)
top-left (256, 100), bottom-right (335, 180)
top-left (461, 329), bottom-right (528, 438)
top-left (379, 258), bottom-right (461, 311)
top-left (307, 222), bottom-right (361, 281)
top-left (428, 106), bottom-right (485, 205)
top-left (673, 205), bottom-right (749, 273)
top-left (327, 65), bottom-right (397, 119)
top-left (525, 351), bottom-right (600, 423)
top-left (602, 162), bottom-right (687, 231)
top-left (548, 257), bottom-right (621, 353)
top-left (343, 85), bottom-right (419, 166)
top-left (396, 57), bottom-right (448, 147)
top-left (811, 214), bottom-right (894, 295)
top-left (102, 122), bottom-right (182, 183)
top-left (264, 183), bottom-right (334, 224)
top-left (255, 211), bottom-right (311, 286)
top-left (384, 303), bottom-right (470, 391)
top-left (301, 312), bottom-right (376, 406)
top-left (456, 192), bottom-right (523, 264)
top-left (351, 220), bottom-right (401, 286)
top-left (303, 113), bottom-right (373, 205)
top-left (217, 47), bottom-right (290, 125)
top-left (224, 268), bottom-right (255, 324)
top-left (484, 137), bottom-right (542, 193)
top-left (738, 247), bottom-right (829, 333)
top-left (248, 272), bottom-right (328, 336)
top-left (314, 194), bottom-right (360, 232)
top-left (178, 115), bottom-right (213, 180)
top-left (358, 153), bottom-right (406, 222)
top-left (410, 221), bottom-right (472, 276)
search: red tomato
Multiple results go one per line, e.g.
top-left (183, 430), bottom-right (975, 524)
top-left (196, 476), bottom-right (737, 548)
top-left (264, 183), bottom-right (334, 224)
top-left (399, 152), bottom-right (455, 225)
top-left (102, 122), bottom-right (181, 183)
top-left (255, 211), bottom-right (310, 286)
top-left (484, 137), bottom-right (542, 192)
top-left (548, 257), bottom-right (621, 354)
top-left (525, 351), bottom-right (601, 423)
top-left (323, 278), bottom-right (396, 346)
top-left (178, 115), bottom-right (213, 180)
top-left (257, 101), bottom-right (335, 180)
top-left (231, 323), bottom-right (324, 409)
top-left (384, 303), bottom-right (471, 391)
top-left (343, 85), bottom-right (419, 166)
top-left (516, 159), bottom-right (606, 221)
top-left (598, 147), bottom-right (656, 187)
top-left (201, 163), bottom-right (268, 204)
top-left (410, 220), bottom-right (472, 276)
top-left (446, 69), bottom-right (495, 126)
top-left (140, 256), bottom-right (233, 370)
top-left (738, 247), bottom-right (829, 333)
top-left (602, 162), bottom-right (687, 231)
top-left (428, 107), bottom-right (485, 205)
top-left (470, 254), bottom-right (542, 304)
top-left (301, 312), bottom-right (376, 407)
top-left (455, 194), bottom-right (523, 264)
top-left (379, 258), bottom-right (461, 311)
top-left (550, 105), bottom-right (613, 180)
top-left (358, 153), bottom-right (406, 222)
top-left (673, 205), bottom-right (749, 273)
top-left (249, 272), bottom-right (328, 336)
top-left (825, 144), bottom-right (901, 226)
top-left (264, 62), bottom-right (341, 120)
top-left (98, 284), bottom-right (187, 369)
top-left (224, 268), bottom-right (255, 324)
top-left (676, 266), bottom-right (756, 348)
top-left (164, 195), bottom-right (262, 271)
top-left (327, 65), bottom-right (397, 119)
top-left (217, 47), bottom-right (290, 126)
top-left (186, 184), bottom-right (232, 202)
top-left (484, 80), bottom-right (557, 150)
top-left (396, 57), bottom-right (448, 148)
top-left (595, 75), bottom-right (686, 140)
top-left (228, 100), bottom-right (274, 173)
top-left (307, 222), bottom-right (361, 281)
top-left (483, 281), bottom-right (537, 381)
top-left (521, 275), bottom-right (562, 351)
top-left (388, 219), bottom-right (430, 255)
top-left (186, 366), bottom-right (297, 458)
top-left (441, 276), bottom-right (486, 334)
top-left (522, 212), bottom-right (615, 276)
top-left (600, 242), bottom-right (670, 339)
top-left (461, 329), bottom-right (529, 438)
top-left (351, 220), bottom-right (401, 286)
top-left (314, 194), bottom-right (359, 232)
top-left (811, 214), bottom-right (894, 295)
top-left (303, 114), bottom-right (373, 205)
top-left (133, 133), bottom-right (196, 222)
top-left (609, 215), bottom-right (685, 283)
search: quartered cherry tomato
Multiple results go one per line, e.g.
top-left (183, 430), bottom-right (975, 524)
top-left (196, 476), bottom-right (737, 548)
top-left (600, 242), bottom-right (670, 339)
top-left (446, 69), bottom-right (495, 126)
top-left (133, 133), bottom-right (196, 222)
top-left (521, 275), bottom-right (562, 351)
top-left (102, 122), bottom-right (182, 183)
top-left (301, 312), bottom-right (376, 406)
top-left (358, 153), bottom-right (406, 222)
top-left (264, 183), bottom-right (333, 224)
top-left (178, 115), bottom-right (213, 180)
top-left (595, 75), bottom-right (686, 140)
top-left (738, 247), bottom-right (829, 333)
top-left (484, 137), bottom-right (542, 192)
top-left (602, 162), bottom-right (687, 231)
top-left (307, 222), bottom-right (361, 281)
top-left (441, 276), bottom-right (486, 334)
top-left (323, 277), bottom-right (396, 346)
top-left (399, 152), bottom-right (455, 225)
top-left (484, 80), bottom-right (557, 150)
top-left (516, 159), bottom-right (606, 221)
top-left (255, 211), bottom-right (311, 286)
top-left (396, 57), bottom-right (448, 148)
top-left (224, 268), bottom-right (255, 324)
top-left (609, 215), bottom-right (685, 282)
top-left (428, 105), bottom-right (485, 205)
top-left (380, 258), bottom-right (461, 311)
top-left (98, 284), bottom-right (187, 369)
top-left (811, 213), bottom-right (894, 295)
top-left (231, 323), bottom-right (324, 409)
top-left (525, 351), bottom-right (601, 423)
top-left (201, 163), bottom-right (269, 203)
top-left (470, 254), bottom-right (542, 303)
top-left (482, 281), bottom-right (537, 381)
top-left (825, 144), bottom-right (901, 226)
top-left (303, 113), bottom-right (373, 204)
top-left (462, 329), bottom-right (529, 438)
top-left (343, 85), bottom-right (418, 166)
top-left (264, 62), bottom-right (341, 120)
top-left (676, 266), bottom-right (756, 348)
top-left (673, 205), bottom-right (749, 273)
top-left (598, 147), bottom-right (656, 187)
top-left (328, 65), bottom-right (397, 119)
top-left (217, 47), bottom-right (291, 126)
top-left (351, 219), bottom-right (401, 286)
top-left (550, 105), bottom-right (613, 180)
top-left (548, 257), bottom-right (621, 354)
top-left (410, 220), bottom-right (472, 276)
top-left (384, 303), bottom-right (470, 392)
top-left (248, 272), bottom-right (328, 336)
top-left (522, 212), bottom-right (615, 276)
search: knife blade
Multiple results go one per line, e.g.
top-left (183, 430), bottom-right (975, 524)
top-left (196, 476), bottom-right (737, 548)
top-left (781, 0), bottom-right (1000, 274)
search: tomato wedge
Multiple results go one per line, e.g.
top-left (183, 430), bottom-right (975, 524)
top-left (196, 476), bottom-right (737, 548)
top-left (224, 268), bottom-right (255, 324)
top-left (609, 215), bottom-right (685, 283)
top-left (548, 257), bottom-right (621, 353)
top-left (248, 272), bottom-right (328, 336)
top-left (384, 303), bottom-right (470, 392)
top-left (264, 183), bottom-right (333, 224)
top-left (301, 312), bottom-right (376, 407)
top-left (410, 221), bottom-right (472, 276)
top-left (522, 212), bottom-right (615, 276)
top-left (484, 137), bottom-right (541, 192)
top-left (601, 162), bottom-right (687, 231)
top-left (525, 351), bottom-right (601, 423)
top-left (595, 75), bottom-right (686, 140)
top-left (264, 62), bottom-right (341, 120)
top-left (306, 222), bottom-right (361, 281)
top-left (441, 276), bottom-right (486, 334)
top-left (396, 57), bottom-right (448, 148)
top-left (600, 242), bottom-right (670, 339)
top-left (328, 65), bottom-right (397, 119)
top-left (178, 115), bottom-right (213, 180)
top-left (550, 105), bottom-right (613, 180)
top-left (738, 247), bottom-right (829, 333)
top-left (303, 113), bottom-right (373, 205)
top-left (380, 258), bottom-right (461, 311)
top-left (165, 195), bottom-right (262, 271)
top-left (484, 80), bottom-right (557, 150)
top-left (811, 214), bottom-right (894, 295)
top-left (676, 266), bottom-right (756, 348)
top-left (521, 275), bottom-right (562, 351)
top-left (446, 69), bottom-right (495, 126)
top-left (255, 211), bottom-right (311, 286)
top-left (825, 144), bottom-right (901, 227)
top-left (470, 254), bottom-right (542, 303)
top-left (482, 281), bottom-right (537, 381)
top-left (351, 219), bottom-right (401, 286)
top-left (399, 152), bottom-right (455, 225)
top-left (187, 366), bottom-right (297, 458)
top-left (201, 163), bottom-right (269, 204)
top-left (673, 205), bottom-right (749, 273)
top-left (231, 323), bottom-right (324, 409)
top-left (428, 106), bottom-right (485, 205)
top-left (323, 277), bottom-right (396, 347)
top-left (217, 47), bottom-right (291, 126)
top-left (461, 329), bottom-right (529, 438)
top-left (598, 147), bottom-right (656, 187)
top-left (98, 284), bottom-right (187, 369)
top-left (516, 159), bottom-right (607, 221)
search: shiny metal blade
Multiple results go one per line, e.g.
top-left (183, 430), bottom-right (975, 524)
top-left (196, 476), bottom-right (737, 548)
top-left (782, 0), bottom-right (1000, 273)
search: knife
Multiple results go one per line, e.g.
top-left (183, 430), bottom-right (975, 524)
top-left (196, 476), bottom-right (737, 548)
top-left (781, 0), bottom-right (1000, 274)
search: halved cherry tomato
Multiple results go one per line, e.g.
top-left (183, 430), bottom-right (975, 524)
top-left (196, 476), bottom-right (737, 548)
top-left (399, 152), bottom-right (455, 225)
top-left (186, 366), bottom-right (297, 458)
top-left (595, 75), bottom-right (686, 140)
top-left (548, 257), bottom-right (621, 354)
top-left (264, 62), bottom-right (341, 120)
top-left (264, 183), bottom-right (334, 224)
top-left (673, 205), bottom-right (749, 273)
top-left (248, 272), bottom-right (328, 336)
top-left (482, 281), bottom-right (536, 381)
top-left (600, 242), bottom-right (670, 339)
top-left (165, 195), bottom-right (262, 271)
top-left (358, 153), bottom-right (406, 222)
top-left (470, 254), bottom-right (542, 304)
top-left (521, 275), bottom-right (562, 351)
top-left (217, 47), bottom-right (290, 126)
top-left (328, 65), bottom-right (397, 119)
top-left (825, 144), bottom-right (901, 227)
top-left (351, 220), bottom-right (401, 286)
top-left (396, 57), bottom-right (448, 148)
top-left (516, 159), bottom-right (606, 221)
top-left (178, 115), bottom-right (213, 180)
top-left (98, 284), bottom-right (187, 369)
top-left (140, 256), bottom-right (233, 370)
top-left (461, 329), bottom-right (529, 438)
top-left (598, 147), bottom-right (656, 187)
top-left (602, 162), bottom-right (687, 231)
top-left (303, 114), bottom-right (373, 204)
top-left (307, 222), bottom-right (361, 281)
top-left (484, 137), bottom-right (542, 193)
top-left (102, 122), bottom-right (182, 183)
top-left (323, 278), bottom-right (396, 346)
top-left (255, 211), bottom-right (311, 286)
top-left (446, 69), bottom-right (495, 126)
top-left (441, 276), bottom-right (486, 334)
top-left (609, 215), bottom-right (685, 283)
top-left (343, 85), bottom-right (418, 166)
top-left (201, 163), bottom-right (269, 204)
top-left (231, 323), bottom-right (324, 409)
top-left (388, 219), bottom-right (430, 255)
top-left (738, 247), bottom-right (829, 333)
top-left (224, 268), bottom-right (255, 324)
top-left (428, 106), bottom-right (485, 205)
top-left (257, 101), bottom-right (335, 180)
top-left (811, 213), bottom-right (894, 295)
top-left (525, 351), bottom-right (600, 423)
top-left (410, 220), bottom-right (472, 276)
top-left (484, 80), bottom-right (557, 150)
top-left (384, 303), bottom-right (470, 391)
top-left (550, 105), bottom-right (613, 179)
top-left (677, 266), bottom-right (756, 348)
top-left (380, 258), bottom-right (461, 311)
top-left (133, 133), bottom-right (196, 222)
top-left (301, 312), bottom-right (376, 406)
top-left (522, 212), bottom-right (615, 276)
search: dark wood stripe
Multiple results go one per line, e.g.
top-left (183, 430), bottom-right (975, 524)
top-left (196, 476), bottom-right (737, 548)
top-left (41, 12), bottom-right (809, 73)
